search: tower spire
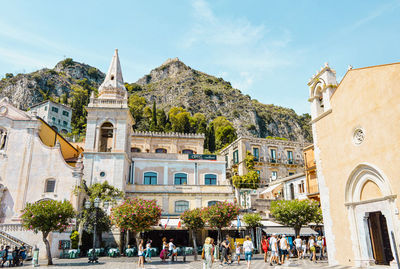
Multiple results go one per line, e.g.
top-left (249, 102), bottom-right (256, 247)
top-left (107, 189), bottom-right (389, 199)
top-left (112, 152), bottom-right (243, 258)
top-left (98, 49), bottom-right (127, 99)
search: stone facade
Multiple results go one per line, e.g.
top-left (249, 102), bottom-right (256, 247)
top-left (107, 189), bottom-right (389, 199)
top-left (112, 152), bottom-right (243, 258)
top-left (30, 100), bottom-right (72, 134)
top-left (308, 62), bottom-right (400, 267)
top-left (221, 136), bottom-right (305, 185)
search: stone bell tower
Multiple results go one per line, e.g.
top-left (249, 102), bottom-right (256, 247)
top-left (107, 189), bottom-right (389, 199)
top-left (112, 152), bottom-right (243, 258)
top-left (83, 49), bottom-right (134, 190)
top-left (307, 63), bottom-right (338, 120)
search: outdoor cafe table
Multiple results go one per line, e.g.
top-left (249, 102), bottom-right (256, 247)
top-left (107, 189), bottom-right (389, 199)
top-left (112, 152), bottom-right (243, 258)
top-left (88, 248), bottom-right (101, 257)
top-left (68, 249), bottom-right (79, 258)
top-left (108, 248), bottom-right (120, 257)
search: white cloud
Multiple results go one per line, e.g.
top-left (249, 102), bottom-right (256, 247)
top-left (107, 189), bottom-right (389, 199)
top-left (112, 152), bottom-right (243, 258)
top-left (181, 0), bottom-right (295, 90)
top-left (349, 0), bottom-right (400, 32)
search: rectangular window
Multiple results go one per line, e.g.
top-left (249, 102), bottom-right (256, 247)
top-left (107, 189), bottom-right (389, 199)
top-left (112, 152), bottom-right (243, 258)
top-left (51, 107), bottom-right (58, 113)
top-left (63, 121), bottom-right (67, 126)
top-left (253, 147), bottom-right (259, 161)
top-left (287, 151), bottom-right (294, 164)
top-left (44, 106), bottom-right (47, 111)
top-left (144, 173), bottom-right (157, 185)
top-left (233, 150), bottom-right (239, 164)
top-left (175, 201), bottom-right (189, 213)
top-left (52, 117), bottom-right (56, 122)
top-left (62, 111), bottom-right (69, 117)
top-left (271, 171), bottom-right (277, 180)
top-left (289, 172), bottom-right (294, 176)
top-left (225, 155), bottom-right (228, 168)
top-left (270, 149), bottom-right (276, 163)
top-left (205, 174), bottom-right (217, 185)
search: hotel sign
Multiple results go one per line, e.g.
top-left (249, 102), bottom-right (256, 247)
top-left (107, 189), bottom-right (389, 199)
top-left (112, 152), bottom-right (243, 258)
top-left (188, 154), bottom-right (217, 161)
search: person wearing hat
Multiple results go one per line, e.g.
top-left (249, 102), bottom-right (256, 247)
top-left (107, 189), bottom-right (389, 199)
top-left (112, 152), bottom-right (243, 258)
top-left (279, 234), bottom-right (289, 264)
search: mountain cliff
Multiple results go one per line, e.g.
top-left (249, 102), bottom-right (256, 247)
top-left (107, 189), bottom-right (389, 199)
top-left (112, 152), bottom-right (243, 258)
top-left (0, 57), bottom-right (311, 142)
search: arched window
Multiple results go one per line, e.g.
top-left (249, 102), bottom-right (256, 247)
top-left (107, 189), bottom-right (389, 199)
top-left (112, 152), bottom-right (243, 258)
top-left (143, 172), bottom-right (157, 185)
top-left (155, 148), bottom-right (167, 153)
top-left (182, 149), bottom-right (193, 154)
top-left (175, 200), bottom-right (189, 213)
top-left (131, 147), bottom-right (141, 153)
top-left (45, 179), bottom-right (56, 193)
top-left (174, 173), bottom-right (187, 185)
top-left (99, 122), bottom-right (114, 152)
top-left (205, 174), bottom-right (217, 185)
top-left (51, 126), bottom-right (58, 132)
top-left (0, 128), bottom-right (7, 150)
top-left (208, 201), bottom-right (218, 207)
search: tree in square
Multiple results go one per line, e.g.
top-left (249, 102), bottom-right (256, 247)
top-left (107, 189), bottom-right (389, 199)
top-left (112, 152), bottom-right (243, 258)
top-left (21, 199), bottom-right (75, 265)
top-left (270, 199), bottom-right (322, 237)
top-left (201, 201), bottom-right (240, 243)
top-left (181, 208), bottom-right (205, 261)
top-left (110, 198), bottom-right (162, 244)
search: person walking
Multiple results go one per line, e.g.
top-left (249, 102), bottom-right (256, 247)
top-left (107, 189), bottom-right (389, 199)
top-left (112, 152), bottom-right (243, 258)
top-left (145, 240), bottom-right (152, 262)
top-left (235, 243), bottom-right (242, 265)
top-left (137, 239), bottom-right (145, 268)
top-left (309, 236), bottom-right (316, 263)
top-left (301, 238), bottom-right (307, 259)
top-left (269, 234), bottom-right (280, 266)
top-left (261, 235), bottom-right (269, 263)
top-left (203, 237), bottom-right (213, 269)
top-left (294, 236), bottom-right (302, 258)
top-left (279, 235), bottom-right (289, 264)
top-left (243, 236), bottom-right (254, 269)
top-left (168, 239), bottom-right (175, 257)
top-left (220, 235), bottom-right (231, 266)
top-left (317, 236), bottom-right (323, 260)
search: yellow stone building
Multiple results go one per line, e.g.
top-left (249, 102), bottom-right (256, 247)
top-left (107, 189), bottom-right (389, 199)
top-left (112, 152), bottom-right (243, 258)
top-left (308, 62), bottom-right (400, 267)
top-left (303, 144), bottom-right (319, 202)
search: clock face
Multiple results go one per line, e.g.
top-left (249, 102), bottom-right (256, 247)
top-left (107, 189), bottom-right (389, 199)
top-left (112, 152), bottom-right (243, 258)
top-left (0, 106), bottom-right (7, 116)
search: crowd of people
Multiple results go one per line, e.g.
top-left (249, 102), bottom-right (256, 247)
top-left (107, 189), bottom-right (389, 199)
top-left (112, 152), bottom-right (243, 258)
top-left (262, 234), bottom-right (326, 266)
top-left (0, 244), bottom-right (27, 267)
top-left (135, 233), bottom-right (326, 268)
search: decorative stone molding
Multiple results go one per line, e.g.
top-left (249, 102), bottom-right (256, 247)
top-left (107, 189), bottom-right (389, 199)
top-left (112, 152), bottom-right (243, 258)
top-left (132, 131), bottom-right (205, 139)
top-left (353, 128), bottom-right (365, 145)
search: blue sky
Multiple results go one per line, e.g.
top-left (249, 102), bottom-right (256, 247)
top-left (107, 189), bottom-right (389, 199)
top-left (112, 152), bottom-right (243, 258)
top-left (1, 0), bottom-right (400, 114)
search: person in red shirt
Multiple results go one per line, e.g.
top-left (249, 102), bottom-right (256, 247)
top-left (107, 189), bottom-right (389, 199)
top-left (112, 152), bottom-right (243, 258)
top-left (261, 235), bottom-right (269, 262)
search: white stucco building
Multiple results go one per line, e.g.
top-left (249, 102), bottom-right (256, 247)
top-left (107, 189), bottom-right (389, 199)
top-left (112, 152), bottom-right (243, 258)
top-left (30, 100), bottom-right (72, 134)
top-left (0, 97), bottom-right (83, 258)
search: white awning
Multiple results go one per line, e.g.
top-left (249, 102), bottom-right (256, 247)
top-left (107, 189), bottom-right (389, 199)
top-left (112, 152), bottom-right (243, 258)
top-left (260, 183), bottom-right (282, 194)
top-left (264, 226), bottom-right (318, 236)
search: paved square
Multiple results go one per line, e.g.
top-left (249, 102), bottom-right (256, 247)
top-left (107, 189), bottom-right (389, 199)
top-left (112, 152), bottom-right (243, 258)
top-left (28, 255), bottom-right (354, 269)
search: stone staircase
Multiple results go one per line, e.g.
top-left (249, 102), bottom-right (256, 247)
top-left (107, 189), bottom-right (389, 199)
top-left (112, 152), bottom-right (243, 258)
top-left (0, 230), bottom-right (33, 259)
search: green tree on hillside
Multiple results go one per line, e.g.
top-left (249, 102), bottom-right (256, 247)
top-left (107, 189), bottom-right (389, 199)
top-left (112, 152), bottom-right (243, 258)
top-left (150, 101), bottom-right (158, 131)
top-left (211, 116), bottom-right (237, 150)
top-left (128, 94), bottom-right (147, 128)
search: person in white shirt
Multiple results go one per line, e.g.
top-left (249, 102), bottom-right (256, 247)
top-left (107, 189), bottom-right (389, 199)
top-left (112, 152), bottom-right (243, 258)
top-left (269, 234), bottom-right (280, 266)
top-left (168, 239), bottom-right (175, 257)
top-left (242, 236), bottom-right (254, 269)
top-left (294, 236), bottom-right (302, 259)
top-left (280, 234), bottom-right (289, 264)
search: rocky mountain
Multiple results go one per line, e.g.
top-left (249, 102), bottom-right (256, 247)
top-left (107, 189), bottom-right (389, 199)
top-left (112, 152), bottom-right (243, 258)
top-left (0, 57), bottom-right (311, 142)
top-left (0, 58), bottom-right (104, 110)
top-left (132, 58), bottom-right (311, 142)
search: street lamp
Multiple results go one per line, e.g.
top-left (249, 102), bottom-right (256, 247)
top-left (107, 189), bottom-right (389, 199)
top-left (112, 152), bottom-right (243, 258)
top-left (85, 198), bottom-right (102, 263)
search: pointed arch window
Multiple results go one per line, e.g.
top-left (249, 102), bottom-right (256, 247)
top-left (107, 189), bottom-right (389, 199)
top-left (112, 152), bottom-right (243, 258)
top-left (99, 122), bottom-right (114, 152)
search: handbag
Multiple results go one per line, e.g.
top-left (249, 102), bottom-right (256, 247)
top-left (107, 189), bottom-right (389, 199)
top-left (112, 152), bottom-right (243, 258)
top-left (201, 248), bottom-right (205, 260)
